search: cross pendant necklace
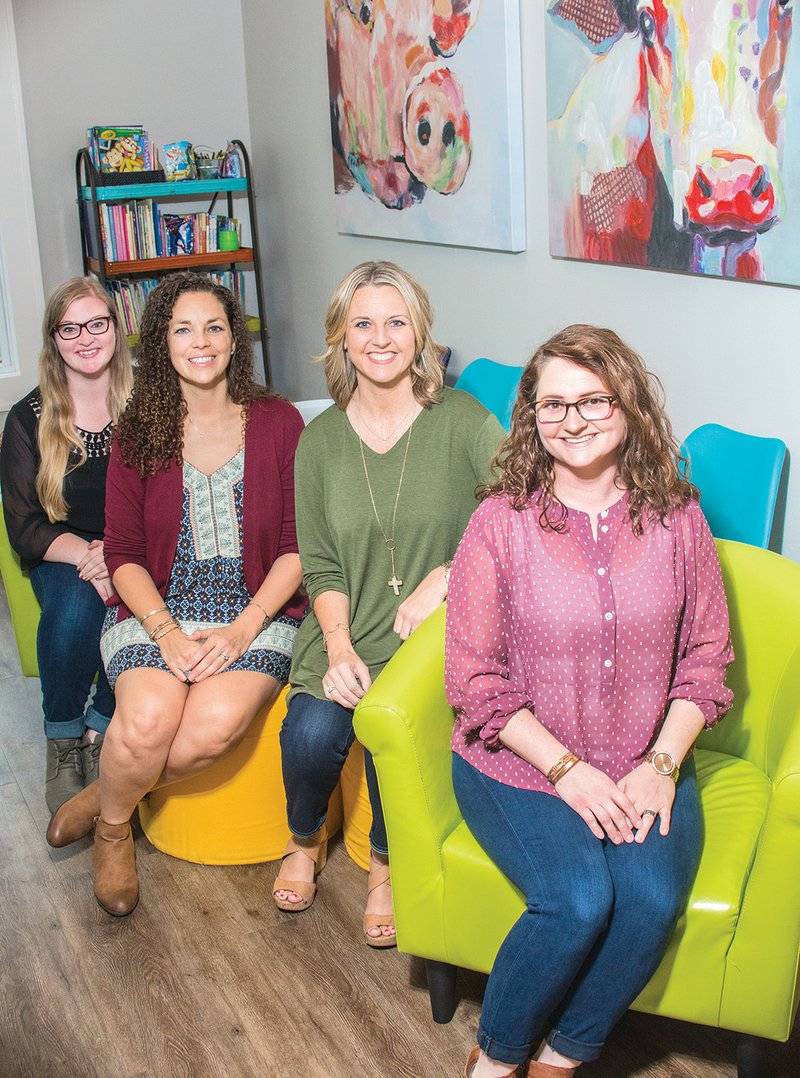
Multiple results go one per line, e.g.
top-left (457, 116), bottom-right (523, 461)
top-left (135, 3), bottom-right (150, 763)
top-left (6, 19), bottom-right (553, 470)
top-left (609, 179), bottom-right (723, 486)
top-left (357, 421), bottom-right (413, 597)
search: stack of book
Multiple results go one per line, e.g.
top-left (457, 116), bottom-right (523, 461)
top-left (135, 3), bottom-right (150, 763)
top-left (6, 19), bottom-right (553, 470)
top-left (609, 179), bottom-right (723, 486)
top-left (88, 200), bottom-right (242, 262)
top-left (86, 126), bottom-right (158, 174)
top-left (107, 272), bottom-right (247, 336)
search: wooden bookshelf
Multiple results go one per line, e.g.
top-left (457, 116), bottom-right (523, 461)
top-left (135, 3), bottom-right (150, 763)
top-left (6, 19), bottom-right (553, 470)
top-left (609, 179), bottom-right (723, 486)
top-left (87, 248), bottom-right (255, 276)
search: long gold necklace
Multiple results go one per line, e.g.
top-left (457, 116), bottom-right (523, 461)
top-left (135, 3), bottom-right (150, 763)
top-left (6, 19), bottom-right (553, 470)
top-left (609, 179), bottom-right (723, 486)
top-left (357, 422), bottom-right (413, 596)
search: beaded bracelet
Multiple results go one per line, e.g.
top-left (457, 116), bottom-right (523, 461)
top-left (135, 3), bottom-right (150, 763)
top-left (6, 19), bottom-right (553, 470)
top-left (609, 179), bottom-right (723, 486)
top-left (547, 751), bottom-right (582, 786)
top-left (139, 605), bottom-right (168, 626)
top-left (152, 622), bottom-right (180, 643)
top-left (322, 623), bottom-right (350, 652)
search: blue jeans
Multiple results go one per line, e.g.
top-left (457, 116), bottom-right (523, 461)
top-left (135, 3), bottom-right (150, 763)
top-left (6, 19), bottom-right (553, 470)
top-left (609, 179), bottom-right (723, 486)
top-left (29, 559), bottom-right (114, 739)
top-left (280, 692), bottom-right (388, 855)
top-left (452, 753), bottom-right (701, 1066)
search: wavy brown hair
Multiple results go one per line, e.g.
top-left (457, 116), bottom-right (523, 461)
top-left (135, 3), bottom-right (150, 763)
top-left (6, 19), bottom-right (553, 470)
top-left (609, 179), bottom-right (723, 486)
top-left (116, 273), bottom-right (270, 476)
top-left (480, 324), bottom-right (696, 534)
top-left (318, 261), bottom-right (446, 409)
top-left (37, 277), bottom-right (132, 522)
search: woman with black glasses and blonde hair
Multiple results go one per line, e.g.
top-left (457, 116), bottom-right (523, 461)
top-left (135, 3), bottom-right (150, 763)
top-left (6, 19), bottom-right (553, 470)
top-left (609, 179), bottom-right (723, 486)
top-left (1, 277), bottom-right (131, 813)
top-left (446, 325), bottom-right (734, 1077)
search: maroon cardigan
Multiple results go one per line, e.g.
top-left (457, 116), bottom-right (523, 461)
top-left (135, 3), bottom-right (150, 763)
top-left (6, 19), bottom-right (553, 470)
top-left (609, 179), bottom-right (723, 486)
top-left (104, 396), bottom-right (307, 623)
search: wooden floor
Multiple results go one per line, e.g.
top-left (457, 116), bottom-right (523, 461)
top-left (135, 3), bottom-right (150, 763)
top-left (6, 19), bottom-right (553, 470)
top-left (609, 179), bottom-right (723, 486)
top-left (0, 583), bottom-right (797, 1078)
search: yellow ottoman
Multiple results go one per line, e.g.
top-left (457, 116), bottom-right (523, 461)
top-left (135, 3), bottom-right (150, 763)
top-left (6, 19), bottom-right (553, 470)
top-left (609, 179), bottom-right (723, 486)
top-left (340, 740), bottom-right (373, 871)
top-left (138, 687), bottom-right (343, 865)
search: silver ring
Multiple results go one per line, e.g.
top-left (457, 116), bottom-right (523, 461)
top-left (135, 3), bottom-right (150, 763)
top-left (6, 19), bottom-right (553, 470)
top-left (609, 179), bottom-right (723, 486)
top-left (324, 682), bottom-right (333, 694)
top-left (221, 652), bottom-right (229, 661)
top-left (642, 809), bottom-right (657, 819)
top-left (182, 669), bottom-right (192, 678)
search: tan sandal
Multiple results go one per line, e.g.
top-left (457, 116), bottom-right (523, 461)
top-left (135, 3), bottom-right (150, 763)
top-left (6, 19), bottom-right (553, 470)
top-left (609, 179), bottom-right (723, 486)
top-left (272, 835), bottom-right (327, 912)
top-left (464, 1046), bottom-right (523, 1076)
top-left (363, 861), bottom-right (397, 949)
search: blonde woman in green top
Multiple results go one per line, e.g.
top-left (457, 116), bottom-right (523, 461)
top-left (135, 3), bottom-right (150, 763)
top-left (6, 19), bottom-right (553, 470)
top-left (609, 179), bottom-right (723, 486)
top-left (274, 261), bottom-right (504, 945)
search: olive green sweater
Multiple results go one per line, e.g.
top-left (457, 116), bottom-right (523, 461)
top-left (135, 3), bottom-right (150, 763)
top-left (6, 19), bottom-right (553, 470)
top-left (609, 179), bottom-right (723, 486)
top-left (289, 387), bottom-right (504, 702)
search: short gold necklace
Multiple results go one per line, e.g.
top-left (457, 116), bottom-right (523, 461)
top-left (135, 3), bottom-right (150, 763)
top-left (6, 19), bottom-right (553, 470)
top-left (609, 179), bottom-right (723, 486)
top-left (357, 401), bottom-right (415, 444)
top-left (357, 422), bottom-right (413, 596)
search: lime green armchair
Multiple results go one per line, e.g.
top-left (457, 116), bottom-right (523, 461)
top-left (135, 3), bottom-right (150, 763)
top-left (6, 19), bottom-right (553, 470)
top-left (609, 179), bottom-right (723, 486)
top-left (354, 539), bottom-right (800, 1078)
top-left (0, 503), bottom-right (40, 676)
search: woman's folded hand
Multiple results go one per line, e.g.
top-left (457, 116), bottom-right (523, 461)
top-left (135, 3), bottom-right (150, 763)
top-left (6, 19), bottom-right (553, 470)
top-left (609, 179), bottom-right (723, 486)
top-left (555, 762), bottom-right (643, 844)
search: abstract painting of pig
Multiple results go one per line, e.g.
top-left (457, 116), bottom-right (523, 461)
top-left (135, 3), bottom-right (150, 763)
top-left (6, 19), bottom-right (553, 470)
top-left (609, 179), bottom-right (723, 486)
top-left (327, 0), bottom-right (526, 251)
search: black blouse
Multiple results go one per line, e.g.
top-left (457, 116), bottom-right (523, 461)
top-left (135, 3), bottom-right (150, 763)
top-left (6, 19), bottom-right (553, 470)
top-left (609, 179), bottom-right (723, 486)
top-left (0, 387), bottom-right (111, 569)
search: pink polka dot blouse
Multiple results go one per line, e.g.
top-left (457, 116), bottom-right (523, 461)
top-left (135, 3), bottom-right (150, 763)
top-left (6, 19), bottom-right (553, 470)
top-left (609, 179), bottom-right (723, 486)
top-left (445, 492), bottom-right (734, 793)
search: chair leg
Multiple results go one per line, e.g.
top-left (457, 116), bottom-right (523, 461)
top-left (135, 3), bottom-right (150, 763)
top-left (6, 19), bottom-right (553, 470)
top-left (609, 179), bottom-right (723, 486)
top-left (736, 1033), bottom-right (770, 1078)
top-left (425, 959), bottom-right (458, 1024)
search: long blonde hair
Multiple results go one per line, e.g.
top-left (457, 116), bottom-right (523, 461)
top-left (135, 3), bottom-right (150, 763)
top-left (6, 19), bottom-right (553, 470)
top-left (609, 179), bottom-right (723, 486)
top-left (318, 261), bottom-right (446, 409)
top-left (36, 278), bottom-right (132, 522)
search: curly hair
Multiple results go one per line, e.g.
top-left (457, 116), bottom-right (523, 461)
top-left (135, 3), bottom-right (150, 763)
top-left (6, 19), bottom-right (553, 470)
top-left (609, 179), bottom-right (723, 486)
top-left (37, 277), bottom-right (132, 522)
top-left (116, 273), bottom-right (270, 475)
top-left (480, 324), bottom-right (696, 534)
top-left (318, 261), bottom-right (446, 409)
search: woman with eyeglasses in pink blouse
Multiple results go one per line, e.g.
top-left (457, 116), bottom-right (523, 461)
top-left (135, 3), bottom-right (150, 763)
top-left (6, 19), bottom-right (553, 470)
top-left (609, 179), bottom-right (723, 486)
top-left (445, 325), bottom-right (734, 1078)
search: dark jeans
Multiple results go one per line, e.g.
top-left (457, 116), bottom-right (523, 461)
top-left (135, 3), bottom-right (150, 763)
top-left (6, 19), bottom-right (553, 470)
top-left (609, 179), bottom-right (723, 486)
top-left (29, 560), bottom-right (114, 739)
top-left (452, 753), bottom-right (701, 1066)
top-left (280, 692), bottom-right (388, 855)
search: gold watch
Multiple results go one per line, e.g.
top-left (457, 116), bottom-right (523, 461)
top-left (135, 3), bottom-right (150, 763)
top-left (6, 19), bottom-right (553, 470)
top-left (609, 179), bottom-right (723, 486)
top-left (645, 749), bottom-right (680, 783)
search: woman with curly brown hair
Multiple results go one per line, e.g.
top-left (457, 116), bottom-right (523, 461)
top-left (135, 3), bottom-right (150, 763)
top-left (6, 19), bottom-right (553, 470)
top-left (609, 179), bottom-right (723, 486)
top-left (445, 325), bottom-right (734, 1077)
top-left (1, 277), bottom-right (131, 812)
top-left (47, 273), bottom-right (305, 917)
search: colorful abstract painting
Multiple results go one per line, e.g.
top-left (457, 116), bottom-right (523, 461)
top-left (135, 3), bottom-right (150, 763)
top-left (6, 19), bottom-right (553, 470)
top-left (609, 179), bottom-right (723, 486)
top-left (326, 0), bottom-right (526, 251)
top-left (546, 0), bottom-right (799, 283)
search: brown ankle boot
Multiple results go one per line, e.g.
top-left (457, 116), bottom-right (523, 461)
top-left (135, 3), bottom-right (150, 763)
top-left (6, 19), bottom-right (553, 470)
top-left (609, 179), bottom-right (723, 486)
top-left (46, 780), bottom-right (101, 847)
top-left (464, 1046), bottom-right (524, 1076)
top-left (526, 1062), bottom-right (581, 1076)
top-left (92, 818), bottom-right (139, 916)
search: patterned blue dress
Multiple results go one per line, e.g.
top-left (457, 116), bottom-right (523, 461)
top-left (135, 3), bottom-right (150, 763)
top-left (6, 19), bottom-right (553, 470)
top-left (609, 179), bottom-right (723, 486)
top-left (101, 448), bottom-right (301, 688)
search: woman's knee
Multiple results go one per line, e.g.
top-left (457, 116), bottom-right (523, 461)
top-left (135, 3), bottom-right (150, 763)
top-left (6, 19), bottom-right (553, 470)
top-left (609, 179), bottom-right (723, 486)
top-left (280, 696), bottom-right (354, 775)
top-left (110, 699), bottom-right (177, 757)
top-left (535, 871), bottom-right (614, 941)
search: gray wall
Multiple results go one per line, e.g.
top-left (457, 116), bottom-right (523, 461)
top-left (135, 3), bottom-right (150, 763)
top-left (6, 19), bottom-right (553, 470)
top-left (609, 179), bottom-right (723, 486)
top-left (13, 0), bottom-right (252, 295)
top-left (242, 1), bottom-right (799, 560)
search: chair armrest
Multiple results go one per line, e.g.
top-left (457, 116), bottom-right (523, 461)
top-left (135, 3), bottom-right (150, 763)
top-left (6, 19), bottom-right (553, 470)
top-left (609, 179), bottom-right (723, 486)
top-left (720, 710), bottom-right (800, 1040)
top-left (354, 606), bottom-right (463, 940)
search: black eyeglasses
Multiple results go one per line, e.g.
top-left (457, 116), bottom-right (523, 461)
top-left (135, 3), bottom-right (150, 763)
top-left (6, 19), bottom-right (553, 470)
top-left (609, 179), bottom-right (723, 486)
top-left (54, 317), bottom-right (113, 341)
top-left (534, 395), bottom-right (618, 424)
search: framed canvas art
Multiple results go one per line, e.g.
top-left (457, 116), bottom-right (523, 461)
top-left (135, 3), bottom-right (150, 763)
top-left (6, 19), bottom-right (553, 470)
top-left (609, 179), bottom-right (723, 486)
top-left (326, 0), bottom-right (526, 252)
top-left (546, 0), bottom-right (798, 283)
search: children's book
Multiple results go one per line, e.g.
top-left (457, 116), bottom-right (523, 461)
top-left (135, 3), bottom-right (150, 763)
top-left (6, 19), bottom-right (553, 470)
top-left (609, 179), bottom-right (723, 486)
top-left (92, 126), bottom-right (150, 173)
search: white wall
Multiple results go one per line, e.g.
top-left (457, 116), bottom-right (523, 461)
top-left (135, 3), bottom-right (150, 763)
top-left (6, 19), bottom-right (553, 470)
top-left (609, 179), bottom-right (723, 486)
top-left (11, 0), bottom-right (252, 290)
top-left (0, 0), bottom-right (43, 411)
top-left (240, 1), bottom-right (799, 560)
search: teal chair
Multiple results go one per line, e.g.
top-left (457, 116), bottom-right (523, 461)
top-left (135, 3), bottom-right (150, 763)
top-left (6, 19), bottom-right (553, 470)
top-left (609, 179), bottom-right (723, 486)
top-left (453, 358), bottom-right (524, 430)
top-left (683, 423), bottom-right (787, 548)
top-left (0, 504), bottom-right (40, 676)
top-left (354, 539), bottom-right (800, 1078)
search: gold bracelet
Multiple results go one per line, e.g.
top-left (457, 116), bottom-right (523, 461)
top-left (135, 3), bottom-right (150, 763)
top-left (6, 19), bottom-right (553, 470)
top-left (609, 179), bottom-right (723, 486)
top-left (139, 605), bottom-right (168, 626)
top-left (322, 623), bottom-right (350, 652)
top-left (148, 617), bottom-right (176, 641)
top-left (152, 622), bottom-right (180, 643)
top-left (547, 751), bottom-right (582, 785)
top-left (248, 600), bottom-right (272, 629)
